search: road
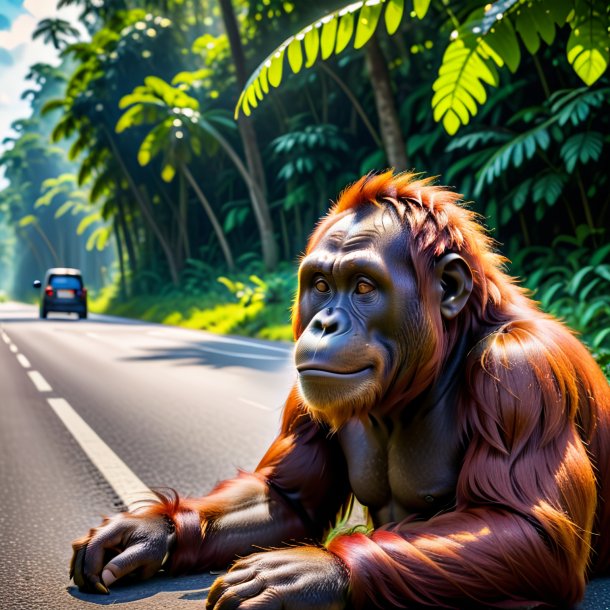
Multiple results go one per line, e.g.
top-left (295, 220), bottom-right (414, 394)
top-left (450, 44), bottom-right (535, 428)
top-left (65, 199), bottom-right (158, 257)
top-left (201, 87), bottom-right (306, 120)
top-left (0, 302), bottom-right (608, 610)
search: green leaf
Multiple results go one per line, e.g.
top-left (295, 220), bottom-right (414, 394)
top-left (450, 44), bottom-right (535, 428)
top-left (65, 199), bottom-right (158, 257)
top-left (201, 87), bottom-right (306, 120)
top-left (432, 36), bottom-right (500, 134)
top-left (515, 6), bottom-right (541, 54)
top-left (335, 10), bottom-right (355, 54)
top-left (592, 327), bottom-right (610, 348)
top-left (413, 0), bottom-right (431, 20)
top-left (560, 132), bottom-right (604, 173)
top-left (18, 215), bottom-right (37, 227)
top-left (268, 52), bottom-right (284, 87)
top-left (532, 172), bottom-right (565, 206)
top-left (569, 265), bottom-right (594, 295)
top-left (161, 162), bottom-right (176, 183)
top-left (304, 26), bottom-right (320, 68)
top-left (77, 212), bottom-right (101, 235)
top-left (529, 1), bottom-right (556, 45)
top-left (54, 201), bottom-right (74, 218)
top-left (485, 18), bottom-right (521, 73)
top-left (567, 1), bottom-right (609, 86)
top-left (115, 105), bottom-right (143, 134)
top-left (385, 0), bottom-right (404, 35)
top-left (354, 2), bottom-right (383, 49)
top-left (321, 16), bottom-right (338, 60)
top-left (475, 120), bottom-right (554, 193)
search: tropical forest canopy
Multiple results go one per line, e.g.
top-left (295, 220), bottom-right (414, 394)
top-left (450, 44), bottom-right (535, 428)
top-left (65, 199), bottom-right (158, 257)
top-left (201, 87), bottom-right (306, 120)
top-left (0, 0), bottom-right (608, 367)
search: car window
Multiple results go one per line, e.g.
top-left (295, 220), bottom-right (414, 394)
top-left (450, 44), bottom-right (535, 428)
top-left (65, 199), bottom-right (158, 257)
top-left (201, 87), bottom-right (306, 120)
top-left (49, 275), bottom-right (82, 289)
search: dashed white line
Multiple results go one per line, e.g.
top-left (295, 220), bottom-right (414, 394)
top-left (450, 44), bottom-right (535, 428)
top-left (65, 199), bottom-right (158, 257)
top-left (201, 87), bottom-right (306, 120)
top-left (2, 319), bottom-right (154, 510)
top-left (16, 353), bottom-right (31, 368)
top-left (27, 371), bottom-right (52, 392)
top-left (47, 398), bottom-right (156, 507)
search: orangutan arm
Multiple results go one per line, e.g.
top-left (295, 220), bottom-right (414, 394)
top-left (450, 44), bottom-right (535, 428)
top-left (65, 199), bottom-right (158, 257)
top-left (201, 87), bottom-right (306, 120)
top-left (71, 390), bottom-right (350, 591)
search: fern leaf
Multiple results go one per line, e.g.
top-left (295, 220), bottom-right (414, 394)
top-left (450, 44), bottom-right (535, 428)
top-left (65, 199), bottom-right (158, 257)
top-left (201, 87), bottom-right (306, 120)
top-left (560, 131), bottom-right (604, 173)
top-left (475, 119), bottom-right (554, 193)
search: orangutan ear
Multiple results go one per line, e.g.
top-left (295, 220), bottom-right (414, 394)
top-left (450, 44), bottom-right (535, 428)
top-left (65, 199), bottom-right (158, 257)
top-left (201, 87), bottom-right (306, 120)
top-left (435, 253), bottom-right (473, 320)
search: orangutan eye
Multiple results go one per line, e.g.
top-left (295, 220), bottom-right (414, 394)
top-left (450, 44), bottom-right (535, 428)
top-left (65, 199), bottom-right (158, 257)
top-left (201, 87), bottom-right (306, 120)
top-left (314, 278), bottom-right (330, 293)
top-left (355, 280), bottom-right (375, 295)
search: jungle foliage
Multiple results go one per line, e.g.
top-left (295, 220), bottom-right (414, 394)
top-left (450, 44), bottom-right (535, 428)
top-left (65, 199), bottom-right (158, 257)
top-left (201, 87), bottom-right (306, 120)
top-left (0, 0), bottom-right (608, 362)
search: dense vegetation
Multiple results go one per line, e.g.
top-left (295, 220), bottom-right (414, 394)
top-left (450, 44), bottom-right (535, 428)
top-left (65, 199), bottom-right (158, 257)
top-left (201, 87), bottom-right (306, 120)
top-left (0, 0), bottom-right (608, 371)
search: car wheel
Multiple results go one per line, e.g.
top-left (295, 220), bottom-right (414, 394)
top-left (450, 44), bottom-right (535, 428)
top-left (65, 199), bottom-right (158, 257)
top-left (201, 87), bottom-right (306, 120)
top-left (79, 310), bottom-right (87, 319)
top-left (40, 308), bottom-right (47, 319)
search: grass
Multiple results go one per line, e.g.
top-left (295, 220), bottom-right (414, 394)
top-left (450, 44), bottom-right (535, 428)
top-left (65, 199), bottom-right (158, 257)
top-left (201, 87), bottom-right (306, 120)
top-left (88, 278), bottom-right (295, 342)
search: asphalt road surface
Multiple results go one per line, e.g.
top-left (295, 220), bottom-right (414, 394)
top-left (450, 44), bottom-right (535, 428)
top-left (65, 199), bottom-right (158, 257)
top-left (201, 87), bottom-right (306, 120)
top-left (0, 302), bottom-right (608, 610)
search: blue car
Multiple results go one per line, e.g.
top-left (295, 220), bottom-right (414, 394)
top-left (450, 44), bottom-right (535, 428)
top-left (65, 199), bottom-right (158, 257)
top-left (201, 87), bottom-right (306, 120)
top-left (33, 268), bottom-right (87, 319)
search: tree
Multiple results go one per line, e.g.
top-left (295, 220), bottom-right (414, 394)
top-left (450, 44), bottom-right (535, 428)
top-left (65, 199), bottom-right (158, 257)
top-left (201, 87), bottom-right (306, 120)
top-left (32, 18), bottom-right (80, 49)
top-left (116, 76), bottom-right (236, 270)
top-left (219, 0), bottom-right (279, 270)
top-left (234, 0), bottom-right (609, 135)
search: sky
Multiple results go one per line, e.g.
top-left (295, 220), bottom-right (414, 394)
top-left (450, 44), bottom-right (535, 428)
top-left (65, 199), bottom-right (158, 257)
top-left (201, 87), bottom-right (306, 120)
top-left (0, 0), bottom-right (82, 187)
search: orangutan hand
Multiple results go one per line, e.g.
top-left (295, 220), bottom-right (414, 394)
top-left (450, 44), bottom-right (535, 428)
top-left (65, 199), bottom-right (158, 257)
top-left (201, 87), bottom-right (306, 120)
top-left (206, 546), bottom-right (349, 610)
top-left (70, 512), bottom-right (175, 593)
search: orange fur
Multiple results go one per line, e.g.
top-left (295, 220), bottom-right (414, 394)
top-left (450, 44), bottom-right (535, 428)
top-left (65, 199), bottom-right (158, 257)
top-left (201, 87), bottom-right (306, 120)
top-left (146, 171), bottom-right (609, 608)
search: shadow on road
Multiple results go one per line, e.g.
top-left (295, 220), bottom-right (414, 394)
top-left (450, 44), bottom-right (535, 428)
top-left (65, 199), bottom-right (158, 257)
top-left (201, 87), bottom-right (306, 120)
top-left (120, 341), bottom-right (292, 373)
top-left (67, 572), bottom-right (216, 605)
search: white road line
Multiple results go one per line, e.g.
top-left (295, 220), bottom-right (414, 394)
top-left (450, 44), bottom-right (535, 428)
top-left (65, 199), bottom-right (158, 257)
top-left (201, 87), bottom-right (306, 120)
top-left (47, 398), bottom-right (156, 508)
top-left (16, 353), bottom-right (31, 368)
top-left (9, 344), bottom-right (17, 353)
top-left (1, 332), bottom-right (9, 344)
top-left (239, 397), bottom-right (276, 411)
top-left (27, 371), bottom-right (52, 392)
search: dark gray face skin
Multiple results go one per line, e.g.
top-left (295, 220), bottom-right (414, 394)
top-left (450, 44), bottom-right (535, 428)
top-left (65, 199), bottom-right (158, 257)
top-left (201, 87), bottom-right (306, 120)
top-left (295, 205), bottom-right (424, 427)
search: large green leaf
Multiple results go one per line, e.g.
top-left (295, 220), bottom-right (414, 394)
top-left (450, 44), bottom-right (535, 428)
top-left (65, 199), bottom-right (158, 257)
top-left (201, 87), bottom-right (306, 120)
top-left (432, 33), bottom-right (501, 135)
top-left (235, 1), bottom-right (410, 119)
top-left (567, 0), bottom-right (609, 86)
top-left (431, 0), bottom-right (577, 134)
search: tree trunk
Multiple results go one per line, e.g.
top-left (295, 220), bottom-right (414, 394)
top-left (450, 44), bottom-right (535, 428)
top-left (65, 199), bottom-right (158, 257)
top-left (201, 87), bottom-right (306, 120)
top-left (364, 34), bottom-right (408, 171)
top-left (218, 0), bottom-right (278, 270)
top-left (182, 164), bottom-right (235, 271)
top-left (103, 126), bottom-right (180, 285)
top-left (116, 197), bottom-right (138, 281)
top-left (113, 218), bottom-right (127, 301)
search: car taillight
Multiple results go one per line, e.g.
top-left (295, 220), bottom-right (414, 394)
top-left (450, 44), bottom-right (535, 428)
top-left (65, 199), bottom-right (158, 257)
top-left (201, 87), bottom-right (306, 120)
top-left (45, 286), bottom-right (54, 297)
top-left (78, 288), bottom-right (87, 297)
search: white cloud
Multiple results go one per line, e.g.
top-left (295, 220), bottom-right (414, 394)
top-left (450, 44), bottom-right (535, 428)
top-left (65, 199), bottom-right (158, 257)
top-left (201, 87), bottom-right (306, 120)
top-left (0, 13), bottom-right (36, 50)
top-left (23, 0), bottom-right (60, 19)
top-left (0, 0), bottom-right (83, 188)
